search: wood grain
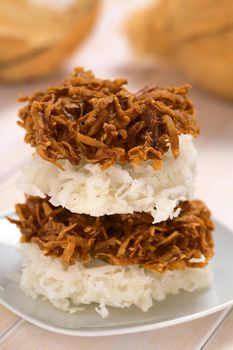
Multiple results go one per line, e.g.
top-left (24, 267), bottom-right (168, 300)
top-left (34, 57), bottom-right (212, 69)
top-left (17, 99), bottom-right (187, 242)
top-left (204, 308), bottom-right (233, 350)
top-left (0, 305), bottom-right (19, 338)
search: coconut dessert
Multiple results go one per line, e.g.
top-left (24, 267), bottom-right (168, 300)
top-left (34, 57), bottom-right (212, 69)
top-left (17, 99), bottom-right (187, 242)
top-left (8, 68), bottom-right (214, 318)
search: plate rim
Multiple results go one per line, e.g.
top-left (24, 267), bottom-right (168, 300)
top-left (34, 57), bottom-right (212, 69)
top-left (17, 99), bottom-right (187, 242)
top-left (0, 295), bottom-right (233, 337)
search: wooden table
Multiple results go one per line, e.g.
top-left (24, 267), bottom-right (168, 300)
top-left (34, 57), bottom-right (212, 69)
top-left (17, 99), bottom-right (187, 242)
top-left (0, 1), bottom-right (233, 349)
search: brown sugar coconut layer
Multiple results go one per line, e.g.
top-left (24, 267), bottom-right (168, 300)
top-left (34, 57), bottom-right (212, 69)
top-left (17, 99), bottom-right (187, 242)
top-left (9, 196), bottom-right (214, 272)
top-left (18, 67), bottom-right (199, 170)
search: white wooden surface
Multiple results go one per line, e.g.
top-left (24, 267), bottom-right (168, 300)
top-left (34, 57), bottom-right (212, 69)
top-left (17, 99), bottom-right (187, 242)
top-left (0, 1), bottom-right (233, 349)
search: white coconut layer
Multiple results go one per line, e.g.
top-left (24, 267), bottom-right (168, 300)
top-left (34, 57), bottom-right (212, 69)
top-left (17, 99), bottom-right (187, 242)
top-left (17, 134), bottom-right (197, 223)
top-left (19, 244), bottom-right (212, 318)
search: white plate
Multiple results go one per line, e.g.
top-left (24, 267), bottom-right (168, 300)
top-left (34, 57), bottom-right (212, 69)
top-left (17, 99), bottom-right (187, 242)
top-left (0, 216), bottom-right (233, 337)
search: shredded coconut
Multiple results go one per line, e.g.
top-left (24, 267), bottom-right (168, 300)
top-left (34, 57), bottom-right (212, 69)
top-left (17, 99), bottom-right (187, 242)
top-left (19, 244), bottom-right (212, 318)
top-left (17, 135), bottom-right (197, 223)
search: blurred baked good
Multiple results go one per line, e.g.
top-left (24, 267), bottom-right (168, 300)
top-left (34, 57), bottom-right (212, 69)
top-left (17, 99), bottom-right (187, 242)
top-left (0, 0), bottom-right (99, 81)
top-left (125, 0), bottom-right (233, 100)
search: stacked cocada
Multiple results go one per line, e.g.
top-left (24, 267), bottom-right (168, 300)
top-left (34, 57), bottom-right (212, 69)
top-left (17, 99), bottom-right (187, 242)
top-left (9, 68), bottom-right (214, 317)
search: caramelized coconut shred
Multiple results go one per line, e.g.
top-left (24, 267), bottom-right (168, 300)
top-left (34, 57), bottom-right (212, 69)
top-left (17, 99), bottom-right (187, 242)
top-left (18, 67), bottom-right (199, 170)
top-left (8, 196), bottom-right (214, 272)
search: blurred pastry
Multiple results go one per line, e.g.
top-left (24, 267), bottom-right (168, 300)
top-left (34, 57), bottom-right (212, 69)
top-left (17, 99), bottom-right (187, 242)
top-left (0, 0), bottom-right (99, 81)
top-left (125, 0), bottom-right (233, 99)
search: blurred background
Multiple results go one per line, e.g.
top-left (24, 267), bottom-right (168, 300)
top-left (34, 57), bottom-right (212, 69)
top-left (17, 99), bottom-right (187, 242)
top-left (0, 0), bottom-right (232, 228)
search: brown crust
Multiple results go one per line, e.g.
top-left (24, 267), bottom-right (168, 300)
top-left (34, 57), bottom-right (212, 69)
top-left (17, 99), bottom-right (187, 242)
top-left (8, 196), bottom-right (214, 272)
top-left (18, 67), bottom-right (199, 170)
